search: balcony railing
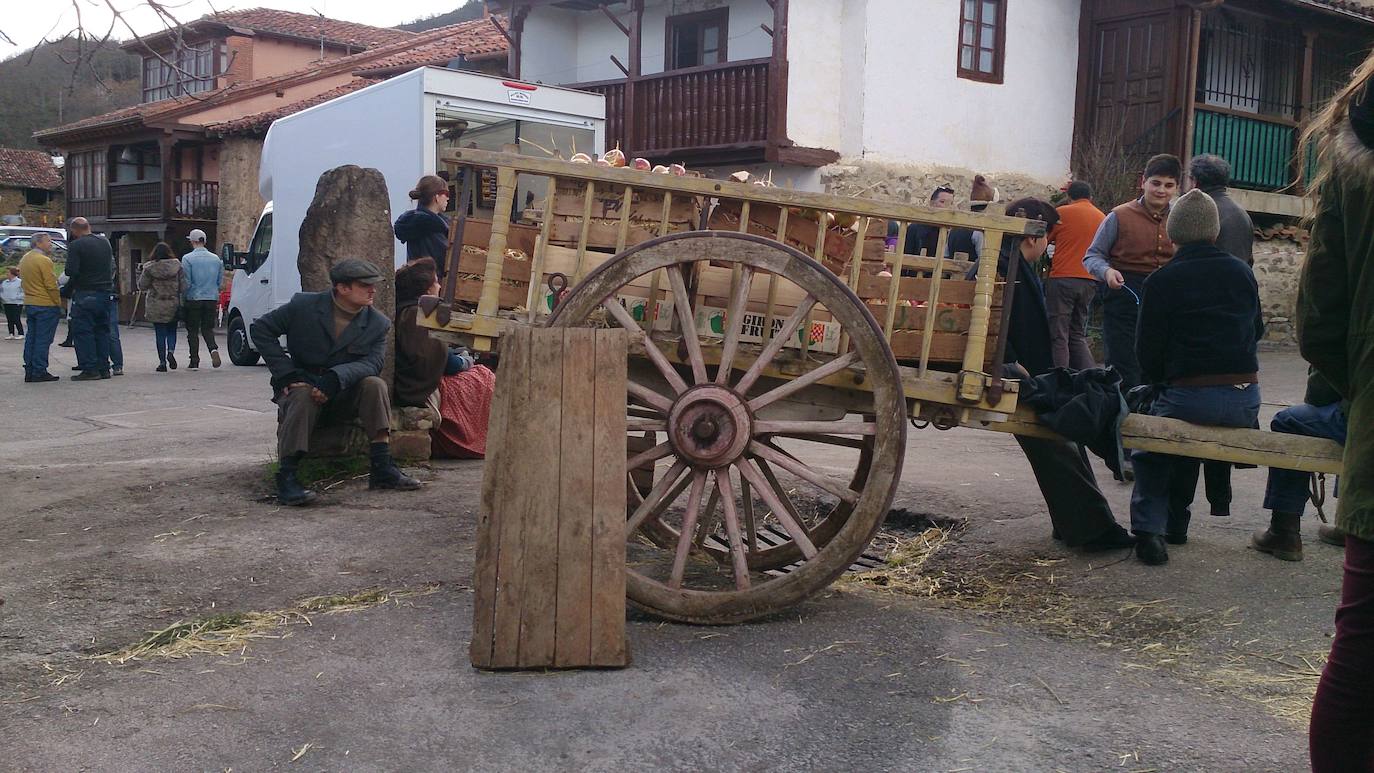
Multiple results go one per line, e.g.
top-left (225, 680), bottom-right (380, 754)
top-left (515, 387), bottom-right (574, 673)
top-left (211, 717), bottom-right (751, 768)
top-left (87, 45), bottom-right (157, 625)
top-left (172, 179), bottom-right (219, 221)
top-left (1192, 108), bottom-right (1296, 191)
top-left (573, 58), bottom-right (772, 160)
top-left (108, 181), bottom-right (162, 219)
top-left (68, 197), bottom-right (106, 219)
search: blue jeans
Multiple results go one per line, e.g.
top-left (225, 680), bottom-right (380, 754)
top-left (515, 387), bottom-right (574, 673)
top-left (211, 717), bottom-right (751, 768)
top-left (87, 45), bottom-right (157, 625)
top-left (154, 321), bottom-right (178, 364)
top-left (1102, 272), bottom-right (1148, 389)
top-left (70, 290), bottom-right (112, 374)
top-left (1263, 403), bottom-right (1348, 514)
top-left (108, 296), bottom-right (123, 369)
top-left (1130, 384), bottom-right (1262, 535)
top-left (21, 305), bottom-right (60, 376)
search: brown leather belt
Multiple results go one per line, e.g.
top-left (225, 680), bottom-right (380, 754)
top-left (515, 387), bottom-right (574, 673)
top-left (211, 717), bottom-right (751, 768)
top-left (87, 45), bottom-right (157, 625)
top-left (1169, 372), bottom-right (1259, 387)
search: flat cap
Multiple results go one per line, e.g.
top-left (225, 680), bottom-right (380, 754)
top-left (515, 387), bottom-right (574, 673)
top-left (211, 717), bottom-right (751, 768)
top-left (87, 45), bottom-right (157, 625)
top-left (329, 258), bottom-right (384, 285)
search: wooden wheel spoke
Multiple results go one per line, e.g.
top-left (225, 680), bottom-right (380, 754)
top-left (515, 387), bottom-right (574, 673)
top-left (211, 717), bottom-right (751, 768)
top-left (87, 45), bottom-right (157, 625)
top-left (746, 351), bottom-right (860, 412)
top-left (626, 441), bottom-right (674, 471)
top-left (715, 470), bottom-right (752, 590)
top-left (741, 477), bottom-right (759, 553)
top-left (668, 471), bottom-right (710, 589)
top-left (626, 418), bottom-right (668, 433)
top-left (753, 420), bottom-right (877, 436)
top-left (734, 296), bottom-right (817, 395)
top-left (715, 266), bottom-right (755, 385)
top-left (667, 265), bottom-right (708, 385)
top-left (769, 432), bottom-right (868, 450)
top-left (693, 482), bottom-right (722, 549)
top-left (749, 440), bottom-right (860, 505)
top-left (626, 460), bottom-right (690, 534)
top-left (602, 299), bottom-right (689, 394)
top-left (735, 458), bottom-right (818, 560)
top-left (627, 380), bottom-right (673, 414)
top-left (756, 457), bottom-right (812, 532)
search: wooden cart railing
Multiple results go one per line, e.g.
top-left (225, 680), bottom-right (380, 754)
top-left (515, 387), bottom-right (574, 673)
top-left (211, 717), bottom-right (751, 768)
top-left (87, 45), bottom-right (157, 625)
top-left (418, 148), bottom-right (1044, 419)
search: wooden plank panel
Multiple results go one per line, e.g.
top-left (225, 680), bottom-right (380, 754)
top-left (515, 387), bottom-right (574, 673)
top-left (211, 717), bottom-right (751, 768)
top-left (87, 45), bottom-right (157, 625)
top-left (548, 218), bottom-right (690, 249)
top-left (590, 328), bottom-right (629, 666)
top-left (864, 304), bottom-right (1002, 334)
top-left (516, 329), bottom-right (565, 668)
top-left (855, 274), bottom-right (1004, 305)
top-left (554, 329), bottom-right (596, 667)
top-left (890, 330), bottom-right (994, 365)
top-left (468, 318), bottom-right (520, 669)
top-left (457, 217), bottom-right (541, 255)
top-left (488, 327), bottom-right (532, 668)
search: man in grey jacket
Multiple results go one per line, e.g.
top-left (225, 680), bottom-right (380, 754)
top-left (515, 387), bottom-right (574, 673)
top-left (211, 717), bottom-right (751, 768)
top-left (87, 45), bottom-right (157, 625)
top-left (1188, 154), bottom-right (1254, 265)
top-left (250, 259), bottom-right (420, 505)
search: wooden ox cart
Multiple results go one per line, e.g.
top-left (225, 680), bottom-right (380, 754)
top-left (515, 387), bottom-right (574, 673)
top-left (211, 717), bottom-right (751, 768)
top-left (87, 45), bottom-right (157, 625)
top-left (418, 149), bottom-right (1343, 626)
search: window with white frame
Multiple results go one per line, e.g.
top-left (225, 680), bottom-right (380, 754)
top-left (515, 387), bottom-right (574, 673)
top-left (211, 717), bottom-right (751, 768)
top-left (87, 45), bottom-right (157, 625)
top-left (142, 42), bottom-right (223, 102)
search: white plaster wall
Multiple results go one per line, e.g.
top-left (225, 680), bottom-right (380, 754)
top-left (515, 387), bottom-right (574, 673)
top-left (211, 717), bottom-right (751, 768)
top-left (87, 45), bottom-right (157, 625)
top-left (785, 0), bottom-right (849, 154)
top-left (855, 0), bottom-right (1081, 184)
top-left (522, 0), bottom-right (774, 85)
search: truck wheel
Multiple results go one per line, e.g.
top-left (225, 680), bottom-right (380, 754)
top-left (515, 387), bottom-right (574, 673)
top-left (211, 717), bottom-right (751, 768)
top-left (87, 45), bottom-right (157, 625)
top-left (226, 314), bottom-right (260, 366)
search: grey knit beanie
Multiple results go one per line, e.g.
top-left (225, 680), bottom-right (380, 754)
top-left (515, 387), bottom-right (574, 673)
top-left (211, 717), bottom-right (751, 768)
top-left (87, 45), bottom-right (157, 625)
top-left (1166, 189), bottom-right (1220, 245)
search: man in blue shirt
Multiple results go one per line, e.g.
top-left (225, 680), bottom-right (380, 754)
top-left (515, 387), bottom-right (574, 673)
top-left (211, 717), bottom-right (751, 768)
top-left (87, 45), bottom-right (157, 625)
top-left (181, 229), bottom-right (223, 369)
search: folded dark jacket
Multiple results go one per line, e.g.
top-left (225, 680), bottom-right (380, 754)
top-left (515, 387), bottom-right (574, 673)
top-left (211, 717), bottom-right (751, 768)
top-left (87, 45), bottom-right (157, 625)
top-left (1020, 366), bottom-right (1128, 477)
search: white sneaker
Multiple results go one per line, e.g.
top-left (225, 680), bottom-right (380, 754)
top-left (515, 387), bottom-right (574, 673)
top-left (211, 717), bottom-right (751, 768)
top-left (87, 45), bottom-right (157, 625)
top-left (4, 335), bottom-right (12, 340)
top-left (15, 334), bottom-right (22, 339)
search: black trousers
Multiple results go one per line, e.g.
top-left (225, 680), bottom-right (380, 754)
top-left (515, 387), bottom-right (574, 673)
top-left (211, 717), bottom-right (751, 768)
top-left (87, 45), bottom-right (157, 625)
top-left (181, 299), bottom-right (218, 361)
top-left (1015, 434), bottom-right (1124, 546)
top-left (3, 303), bottom-right (22, 336)
top-left (1101, 270), bottom-right (1149, 390)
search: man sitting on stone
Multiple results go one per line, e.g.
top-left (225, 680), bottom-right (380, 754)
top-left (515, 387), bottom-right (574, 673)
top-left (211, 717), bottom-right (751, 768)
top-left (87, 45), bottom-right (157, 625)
top-left (250, 258), bottom-right (420, 505)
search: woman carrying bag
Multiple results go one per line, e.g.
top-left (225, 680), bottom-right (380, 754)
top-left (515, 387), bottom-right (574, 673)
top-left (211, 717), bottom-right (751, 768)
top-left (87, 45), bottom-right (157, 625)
top-left (136, 242), bottom-right (185, 372)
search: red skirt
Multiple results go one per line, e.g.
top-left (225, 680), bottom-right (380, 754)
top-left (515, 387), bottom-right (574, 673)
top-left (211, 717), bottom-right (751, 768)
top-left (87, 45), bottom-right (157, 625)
top-left (431, 365), bottom-right (496, 459)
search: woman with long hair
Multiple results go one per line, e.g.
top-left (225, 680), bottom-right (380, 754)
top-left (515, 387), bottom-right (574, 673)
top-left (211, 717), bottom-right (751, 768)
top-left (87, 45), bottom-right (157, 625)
top-left (392, 174), bottom-right (451, 280)
top-left (136, 241), bottom-right (184, 372)
top-left (1298, 50), bottom-right (1374, 772)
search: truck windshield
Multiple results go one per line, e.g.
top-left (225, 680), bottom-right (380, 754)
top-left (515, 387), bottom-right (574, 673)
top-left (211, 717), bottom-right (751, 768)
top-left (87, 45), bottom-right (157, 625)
top-left (435, 106), bottom-right (596, 220)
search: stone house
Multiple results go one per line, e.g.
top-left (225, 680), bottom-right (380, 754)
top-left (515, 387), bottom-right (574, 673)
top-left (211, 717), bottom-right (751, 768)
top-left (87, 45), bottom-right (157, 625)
top-left (0, 148), bottom-right (64, 228)
top-left (33, 9), bottom-right (506, 316)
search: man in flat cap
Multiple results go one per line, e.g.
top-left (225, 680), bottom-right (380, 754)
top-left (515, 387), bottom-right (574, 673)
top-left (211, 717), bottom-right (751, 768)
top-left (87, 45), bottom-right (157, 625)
top-left (251, 258), bottom-right (420, 505)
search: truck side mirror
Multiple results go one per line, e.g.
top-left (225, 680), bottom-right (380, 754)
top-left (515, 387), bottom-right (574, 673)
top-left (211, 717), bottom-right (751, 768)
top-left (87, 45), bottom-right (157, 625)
top-left (220, 243), bottom-right (246, 271)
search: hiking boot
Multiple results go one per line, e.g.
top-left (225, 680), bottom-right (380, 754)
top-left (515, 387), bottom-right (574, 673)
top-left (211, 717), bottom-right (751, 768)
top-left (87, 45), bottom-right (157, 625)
top-left (188, 359), bottom-right (200, 371)
top-left (368, 443), bottom-right (421, 491)
top-left (210, 349), bottom-right (222, 368)
top-left (1165, 532), bottom-right (1189, 546)
top-left (156, 363), bottom-right (167, 373)
top-left (275, 470), bottom-right (318, 507)
top-left (70, 371), bottom-right (103, 381)
top-left (1319, 525), bottom-right (1347, 548)
top-left (1251, 512), bottom-right (1303, 562)
top-left (167, 352), bottom-right (177, 370)
top-left (1135, 533), bottom-right (1169, 566)
top-left (99, 371), bottom-right (112, 379)
top-left (25, 372), bottom-right (59, 383)
top-left (1082, 525), bottom-right (1136, 553)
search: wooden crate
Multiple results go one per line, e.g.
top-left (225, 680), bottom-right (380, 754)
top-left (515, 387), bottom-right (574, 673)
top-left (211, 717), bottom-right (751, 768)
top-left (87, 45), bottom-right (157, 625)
top-left (470, 327), bottom-right (630, 670)
top-left (707, 201), bottom-right (887, 267)
top-left (540, 178), bottom-right (703, 250)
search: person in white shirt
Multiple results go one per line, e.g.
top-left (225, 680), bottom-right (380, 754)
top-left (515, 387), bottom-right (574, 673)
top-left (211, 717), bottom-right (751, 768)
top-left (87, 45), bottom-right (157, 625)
top-left (1, 267), bottom-right (24, 339)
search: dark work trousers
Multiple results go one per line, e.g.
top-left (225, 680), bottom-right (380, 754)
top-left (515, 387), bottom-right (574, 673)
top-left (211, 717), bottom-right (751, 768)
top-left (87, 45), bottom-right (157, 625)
top-left (1014, 434), bottom-right (1124, 546)
top-left (69, 290), bottom-right (112, 374)
top-left (182, 299), bottom-right (219, 363)
top-left (1101, 270), bottom-right (1149, 389)
top-left (1203, 461), bottom-right (1234, 516)
top-left (1310, 534), bottom-right (1374, 772)
top-left (1044, 277), bottom-right (1097, 370)
top-left (277, 375), bottom-right (392, 459)
top-left (4, 303), bottom-right (23, 336)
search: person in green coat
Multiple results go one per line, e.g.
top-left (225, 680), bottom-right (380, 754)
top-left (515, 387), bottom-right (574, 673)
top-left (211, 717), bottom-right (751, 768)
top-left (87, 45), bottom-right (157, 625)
top-left (1299, 53), bottom-right (1374, 772)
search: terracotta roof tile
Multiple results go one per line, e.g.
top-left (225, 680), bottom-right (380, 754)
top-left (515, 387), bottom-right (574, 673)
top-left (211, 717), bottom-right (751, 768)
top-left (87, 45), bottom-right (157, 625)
top-left (0, 148), bottom-right (63, 190)
top-left (1294, 0), bottom-right (1374, 18)
top-left (37, 20), bottom-right (502, 143)
top-left (353, 17), bottom-right (509, 74)
top-left (122, 7), bottom-right (414, 51)
top-left (207, 79), bottom-right (373, 136)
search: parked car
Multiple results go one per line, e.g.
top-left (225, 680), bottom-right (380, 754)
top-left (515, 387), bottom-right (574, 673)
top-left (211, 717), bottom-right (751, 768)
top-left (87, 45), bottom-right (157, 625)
top-left (1, 235), bottom-right (67, 261)
top-left (0, 226), bottom-right (67, 242)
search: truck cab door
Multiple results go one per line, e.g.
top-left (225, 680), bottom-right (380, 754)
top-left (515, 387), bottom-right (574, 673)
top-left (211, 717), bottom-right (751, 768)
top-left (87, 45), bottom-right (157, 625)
top-left (228, 208), bottom-right (275, 345)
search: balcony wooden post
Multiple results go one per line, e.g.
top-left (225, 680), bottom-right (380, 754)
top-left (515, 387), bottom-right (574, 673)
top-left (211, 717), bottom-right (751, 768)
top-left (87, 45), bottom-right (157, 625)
top-left (159, 135), bottom-right (174, 222)
top-left (766, 0), bottom-right (789, 159)
top-left (508, 5), bottom-right (527, 80)
top-left (1296, 29), bottom-right (1317, 193)
top-left (625, 0), bottom-right (643, 155)
top-left (1180, 7), bottom-right (1203, 167)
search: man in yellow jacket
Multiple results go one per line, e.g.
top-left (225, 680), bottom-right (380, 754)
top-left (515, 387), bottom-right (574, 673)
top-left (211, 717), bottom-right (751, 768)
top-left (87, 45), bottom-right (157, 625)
top-left (19, 232), bottom-right (62, 383)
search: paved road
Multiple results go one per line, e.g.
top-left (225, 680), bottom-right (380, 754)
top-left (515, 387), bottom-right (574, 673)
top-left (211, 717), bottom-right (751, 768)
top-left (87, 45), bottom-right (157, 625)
top-left (0, 329), bottom-right (1335, 771)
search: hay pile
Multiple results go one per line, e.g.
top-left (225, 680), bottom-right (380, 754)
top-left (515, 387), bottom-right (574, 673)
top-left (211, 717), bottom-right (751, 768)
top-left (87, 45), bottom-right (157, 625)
top-left (91, 584), bottom-right (441, 665)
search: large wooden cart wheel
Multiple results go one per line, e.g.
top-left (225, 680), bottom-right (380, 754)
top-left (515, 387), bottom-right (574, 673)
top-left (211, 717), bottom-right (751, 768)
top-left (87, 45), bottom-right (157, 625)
top-left (548, 232), bottom-right (907, 624)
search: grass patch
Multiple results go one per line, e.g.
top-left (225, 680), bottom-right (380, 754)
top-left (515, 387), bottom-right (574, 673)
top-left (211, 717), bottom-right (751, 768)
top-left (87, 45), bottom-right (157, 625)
top-left (90, 584), bottom-right (441, 665)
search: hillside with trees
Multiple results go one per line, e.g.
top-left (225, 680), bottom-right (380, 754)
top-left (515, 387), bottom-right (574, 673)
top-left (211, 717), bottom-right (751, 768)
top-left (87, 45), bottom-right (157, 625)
top-left (0, 38), bottom-right (141, 150)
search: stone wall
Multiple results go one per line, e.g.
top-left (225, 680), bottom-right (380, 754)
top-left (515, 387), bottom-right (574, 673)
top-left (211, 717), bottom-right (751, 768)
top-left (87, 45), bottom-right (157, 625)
top-left (0, 187), bottom-right (64, 228)
top-left (217, 137), bottom-right (266, 254)
top-left (1253, 237), bottom-right (1305, 344)
top-left (819, 159), bottom-right (1059, 210)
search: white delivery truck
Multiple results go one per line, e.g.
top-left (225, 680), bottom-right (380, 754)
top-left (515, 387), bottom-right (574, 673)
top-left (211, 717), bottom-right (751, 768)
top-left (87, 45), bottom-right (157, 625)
top-left (221, 66), bottom-right (606, 365)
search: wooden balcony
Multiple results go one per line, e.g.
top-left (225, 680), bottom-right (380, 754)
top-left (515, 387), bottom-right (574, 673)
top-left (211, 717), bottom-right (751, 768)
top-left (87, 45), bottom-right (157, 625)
top-left (574, 58), bottom-right (774, 164)
top-left (102, 179), bottom-right (219, 221)
top-left (108, 181), bottom-right (162, 219)
top-left (171, 179), bottom-right (219, 221)
top-left (1192, 108), bottom-right (1298, 192)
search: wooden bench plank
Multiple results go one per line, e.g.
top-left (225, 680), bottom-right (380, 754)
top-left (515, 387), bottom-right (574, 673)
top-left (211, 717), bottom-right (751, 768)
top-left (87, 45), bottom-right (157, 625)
top-left (591, 328), bottom-right (629, 666)
top-left (488, 327), bottom-right (533, 668)
top-left (554, 329), bottom-right (597, 667)
top-left (516, 329), bottom-right (565, 667)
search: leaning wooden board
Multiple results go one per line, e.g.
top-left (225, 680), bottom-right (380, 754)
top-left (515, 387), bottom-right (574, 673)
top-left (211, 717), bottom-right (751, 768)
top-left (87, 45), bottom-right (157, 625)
top-left (470, 327), bottom-right (629, 670)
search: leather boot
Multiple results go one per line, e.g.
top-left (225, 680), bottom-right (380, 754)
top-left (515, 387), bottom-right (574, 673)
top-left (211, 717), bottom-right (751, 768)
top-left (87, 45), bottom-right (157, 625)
top-left (1251, 511), bottom-right (1302, 562)
top-left (1319, 524), bottom-right (1347, 548)
top-left (275, 453), bottom-right (317, 507)
top-left (368, 443), bottom-right (421, 491)
top-left (1135, 533), bottom-right (1169, 565)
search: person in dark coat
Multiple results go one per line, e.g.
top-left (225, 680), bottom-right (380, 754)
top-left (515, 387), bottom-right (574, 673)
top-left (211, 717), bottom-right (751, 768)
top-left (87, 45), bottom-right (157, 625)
top-left (250, 259), bottom-right (421, 506)
top-left (1184, 154), bottom-right (1257, 518)
top-left (968, 197), bottom-right (1134, 552)
top-left (887, 185), bottom-right (956, 261)
top-left (393, 175), bottom-right (451, 280)
top-left (1299, 57), bottom-right (1374, 771)
top-left (1129, 189), bottom-right (1263, 565)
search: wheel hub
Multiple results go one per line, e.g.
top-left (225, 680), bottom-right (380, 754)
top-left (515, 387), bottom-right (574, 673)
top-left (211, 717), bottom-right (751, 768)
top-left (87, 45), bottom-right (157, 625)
top-left (667, 385), bottom-right (752, 468)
